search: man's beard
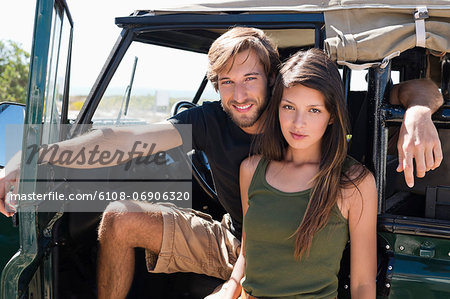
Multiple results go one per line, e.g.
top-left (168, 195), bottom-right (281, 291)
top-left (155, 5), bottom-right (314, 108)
top-left (221, 100), bottom-right (266, 128)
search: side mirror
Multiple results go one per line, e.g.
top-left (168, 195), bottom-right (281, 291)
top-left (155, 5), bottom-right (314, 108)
top-left (0, 102), bottom-right (25, 167)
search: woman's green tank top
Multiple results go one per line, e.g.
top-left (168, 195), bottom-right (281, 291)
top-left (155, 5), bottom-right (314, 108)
top-left (242, 158), bottom-right (353, 299)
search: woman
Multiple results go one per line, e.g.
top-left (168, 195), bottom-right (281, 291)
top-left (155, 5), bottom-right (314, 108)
top-left (224, 49), bottom-right (377, 299)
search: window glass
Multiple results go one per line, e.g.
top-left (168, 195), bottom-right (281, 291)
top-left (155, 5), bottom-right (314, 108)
top-left (340, 69), bottom-right (400, 91)
top-left (41, 7), bottom-right (61, 144)
top-left (93, 43), bottom-right (220, 126)
top-left (41, 5), bottom-right (72, 143)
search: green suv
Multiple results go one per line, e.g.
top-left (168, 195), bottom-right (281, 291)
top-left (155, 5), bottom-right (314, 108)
top-left (1, 1), bottom-right (449, 298)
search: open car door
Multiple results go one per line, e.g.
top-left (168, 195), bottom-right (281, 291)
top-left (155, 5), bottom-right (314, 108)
top-left (0, 0), bottom-right (72, 298)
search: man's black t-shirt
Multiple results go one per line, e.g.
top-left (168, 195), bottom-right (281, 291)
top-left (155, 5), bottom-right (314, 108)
top-left (169, 101), bottom-right (254, 239)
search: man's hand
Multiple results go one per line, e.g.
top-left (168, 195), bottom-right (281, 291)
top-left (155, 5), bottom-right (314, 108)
top-left (0, 152), bottom-right (21, 217)
top-left (390, 78), bottom-right (444, 188)
top-left (396, 106), bottom-right (443, 187)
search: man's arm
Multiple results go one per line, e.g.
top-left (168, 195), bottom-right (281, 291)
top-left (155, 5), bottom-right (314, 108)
top-left (0, 121), bottom-right (182, 216)
top-left (390, 79), bottom-right (444, 187)
top-left (38, 121), bottom-right (182, 168)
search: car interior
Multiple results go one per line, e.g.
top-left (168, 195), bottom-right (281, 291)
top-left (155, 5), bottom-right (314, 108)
top-left (36, 23), bottom-right (450, 299)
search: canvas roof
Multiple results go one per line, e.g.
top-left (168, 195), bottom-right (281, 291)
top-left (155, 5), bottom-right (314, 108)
top-left (137, 1), bottom-right (450, 62)
top-left (147, 0), bottom-right (450, 13)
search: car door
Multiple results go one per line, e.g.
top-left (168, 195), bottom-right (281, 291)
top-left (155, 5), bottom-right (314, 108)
top-left (0, 0), bottom-right (72, 298)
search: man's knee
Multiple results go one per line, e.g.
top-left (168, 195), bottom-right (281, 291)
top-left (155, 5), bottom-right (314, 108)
top-left (98, 203), bottom-right (122, 243)
top-left (98, 201), bottom-right (163, 248)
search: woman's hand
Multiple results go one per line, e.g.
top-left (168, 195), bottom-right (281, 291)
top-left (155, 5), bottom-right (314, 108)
top-left (204, 279), bottom-right (240, 299)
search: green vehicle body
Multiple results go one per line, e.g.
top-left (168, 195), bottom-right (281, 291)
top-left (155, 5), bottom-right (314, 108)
top-left (1, 0), bottom-right (449, 298)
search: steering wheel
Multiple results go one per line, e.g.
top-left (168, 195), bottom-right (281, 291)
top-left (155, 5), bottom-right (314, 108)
top-left (171, 101), bottom-right (219, 202)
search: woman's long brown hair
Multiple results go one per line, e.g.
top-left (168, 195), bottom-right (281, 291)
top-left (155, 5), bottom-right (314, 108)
top-left (253, 48), bottom-right (368, 259)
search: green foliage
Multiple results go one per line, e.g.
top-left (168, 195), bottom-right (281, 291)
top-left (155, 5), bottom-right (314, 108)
top-left (0, 40), bottom-right (30, 104)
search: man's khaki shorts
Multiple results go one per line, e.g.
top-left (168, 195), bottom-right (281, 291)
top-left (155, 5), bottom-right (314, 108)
top-left (145, 203), bottom-right (241, 280)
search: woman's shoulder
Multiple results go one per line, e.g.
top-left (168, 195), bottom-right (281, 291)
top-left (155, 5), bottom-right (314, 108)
top-left (341, 156), bottom-right (376, 206)
top-left (240, 155), bottom-right (264, 176)
top-left (342, 157), bottom-right (376, 207)
top-left (343, 156), bottom-right (371, 183)
top-left (240, 155), bottom-right (265, 192)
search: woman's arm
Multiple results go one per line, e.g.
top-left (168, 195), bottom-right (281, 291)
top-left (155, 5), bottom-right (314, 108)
top-left (223, 156), bottom-right (261, 299)
top-left (206, 156), bottom-right (260, 299)
top-left (347, 170), bottom-right (378, 299)
top-left (223, 251), bottom-right (246, 298)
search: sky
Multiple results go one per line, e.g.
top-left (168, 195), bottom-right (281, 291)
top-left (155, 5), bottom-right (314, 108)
top-left (0, 0), bottom-right (211, 96)
top-left (0, 0), bottom-right (373, 97)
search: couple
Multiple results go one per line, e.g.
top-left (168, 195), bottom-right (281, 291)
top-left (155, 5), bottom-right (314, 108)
top-left (0, 27), bottom-right (443, 299)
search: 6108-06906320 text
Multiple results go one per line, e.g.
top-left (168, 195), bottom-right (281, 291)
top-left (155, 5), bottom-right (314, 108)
top-left (7, 191), bottom-right (191, 202)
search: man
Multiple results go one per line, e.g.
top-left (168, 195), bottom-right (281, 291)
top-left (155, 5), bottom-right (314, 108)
top-left (0, 27), bottom-right (443, 298)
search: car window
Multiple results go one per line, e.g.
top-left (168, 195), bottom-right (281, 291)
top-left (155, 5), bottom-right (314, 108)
top-left (339, 69), bottom-right (400, 91)
top-left (92, 42), bottom-right (220, 126)
top-left (42, 7), bottom-right (72, 143)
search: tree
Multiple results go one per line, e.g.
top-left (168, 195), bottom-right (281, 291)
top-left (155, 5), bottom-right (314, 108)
top-left (0, 40), bottom-right (30, 104)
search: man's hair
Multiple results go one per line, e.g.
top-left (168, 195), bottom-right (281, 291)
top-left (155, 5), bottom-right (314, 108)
top-left (207, 27), bottom-right (280, 90)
